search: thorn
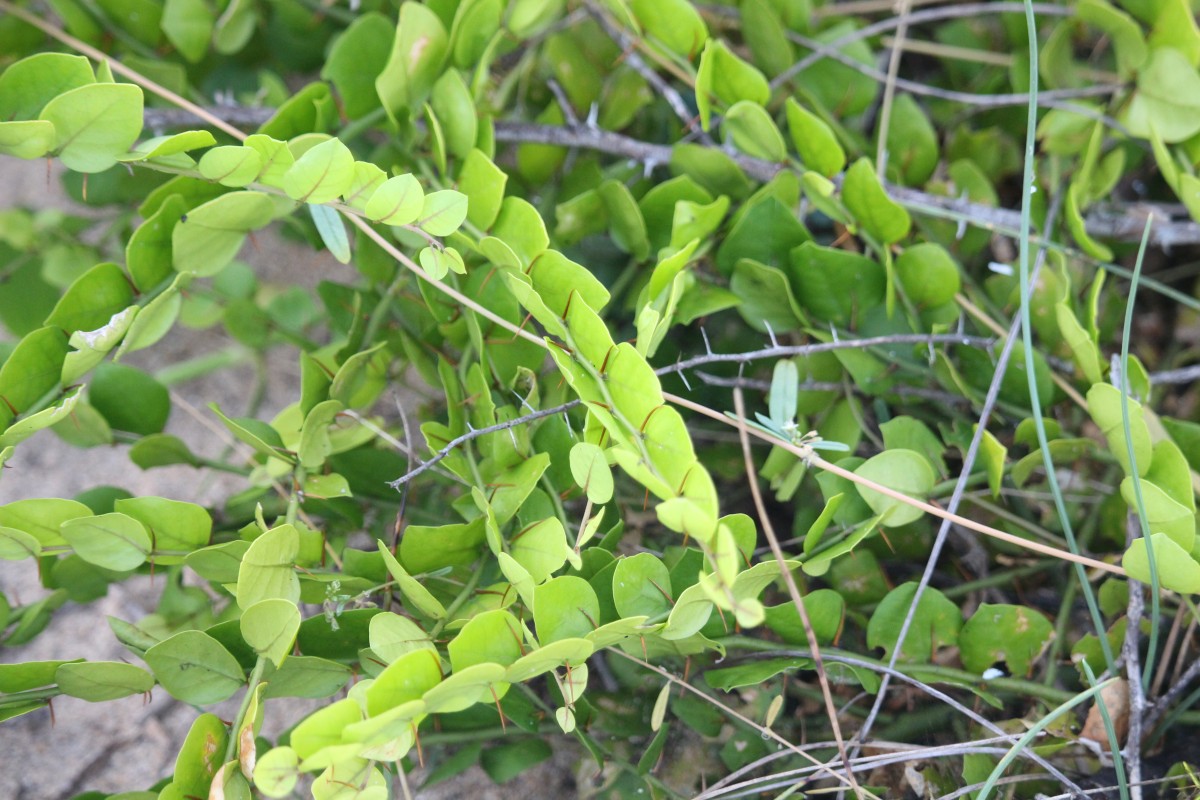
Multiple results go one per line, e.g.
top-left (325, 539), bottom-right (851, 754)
top-left (830, 323), bottom-right (839, 343)
top-left (763, 319), bottom-right (778, 348)
top-left (677, 367), bottom-right (692, 392)
top-left (701, 326), bottom-right (713, 355)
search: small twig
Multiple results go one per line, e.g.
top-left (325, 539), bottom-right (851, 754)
top-left (665, 390), bottom-right (1127, 576)
top-left (1143, 650), bottom-right (1200, 734)
top-left (607, 648), bottom-right (874, 795)
top-left (693, 372), bottom-right (973, 406)
top-left (663, 333), bottom-right (993, 376)
top-left (389, 400), bottom-right (580, 488)
top-left (768, 2), bottom-right (1072, 90)
top-left (732, 388), bottom-right (864, 799)
top-left (700, 649), bottom-right (1087, 799)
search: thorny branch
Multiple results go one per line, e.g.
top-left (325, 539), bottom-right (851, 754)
top-left (141, 106), bottom-right (1200, 249)
top-left (388, 333), bottom-right (992, 487)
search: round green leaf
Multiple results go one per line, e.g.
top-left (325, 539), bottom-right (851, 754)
top-left (60, 512), bottom-right (151, 571)
top-left (89, 362), bottom-right (170, 435)
top-left (254, 746), bottom-right (300, 799)
top-left (144, 630), bottom-right (245, 704)
top-left (852, 449), bottom-right (935, 527)
top-left (172, 191), bottom-right (275, 276)
top-left (1123, 532), bottom-right (1200, 594)
top-left (282, 137), bottom-right (355, 203)
top-left (417, 189), bottom-right (469, 237)
top-left (534, 575), bottom-right (599, 642)
top-left (236, 524), bottom-right (300, 609)
top-left (448, 609), bottom-right (523, 672)
top-left (958, 603), bottom-right (1054, 677)
top-left (365, 173), bottom-right (424, 225)
top-left (723, 100), bottom-right (787, 162)
top-left (569, 442), bottom-right (614, 504)
top-left (39, 83), bottom-right (144, 173)
top-left (895, 243), bottom-right (961, 308)
top-left (368, 612), bottom-right (433, 665)
top-left (198, 145), bottom-right (263, 187)
top-left (241, 599), bottom-right (301, 667)
top-left (867, 582), bottom-right (961, 663)
top-left (612, 552), bottom-right (673, 619)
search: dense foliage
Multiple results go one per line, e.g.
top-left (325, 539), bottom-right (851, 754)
top-left (4, 0), bottom-right (1200, 797)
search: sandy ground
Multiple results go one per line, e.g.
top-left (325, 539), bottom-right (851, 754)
top-left (0, 158), bottom-right (578, 798)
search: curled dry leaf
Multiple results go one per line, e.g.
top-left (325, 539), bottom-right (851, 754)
top-left (1079, 677), bottom-right (1130, 746)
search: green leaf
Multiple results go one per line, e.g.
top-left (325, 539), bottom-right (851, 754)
top-left (1123, 532), bottom-right (1200, 593)
top-left (0, 121), bottom-right (56, 159)
top-left (729, 258), bottom-right (806, 334)
top-left (0, 498), bottom-right (90, 547)
top-left (0, 388), bottom-right (81, 450)
top-left (569, 442), bottom-right (614, 504)
top-left (853, 449), bottom-right (935, 527)
top-left (55, 661), bottom-right (153, 701)
top-left (613, 553), bottom-right (673, 619)
top-left (369, 612), bottom-right (433, 664)
top-left (254, 746), bottom-right (300, 799)
top-left (959, 604), bottom-right (1054, 677)
top-left (629, 0), bottom-right (706, 58)
top-left (298, 398), bottom-right (343, 469)
top-left (127, 194), bottom-right (187, 292)
top-left (723, 100), bottom-right (787, 162)
top-left (481, 739), bottom-right (553, 785)
top-left (236, 524), bottom-right (300, 609)
top-left (0, 53), bottom-right (94, 121)
top-left (0, 526), bottom-right (42, 560)
top-left (262, 655), bottom-right (351, 699)
top-left (695, 39), bottom-right (769, 130)
top-left (867, 582), bottom-right (961, 662)
top-left (448, 609), bottom-right (523, 673)
top-left (39, 82), bottom-right (143, 173)
top-left (114, 280), bottom-right (184, 359)
top-left (144, 629), bottom-right (245, 704)
top-left (880, 417), bottom-right (946, 478)
top-left (1077, 0), bottom-right (1147, 76)
top-left (976, 427), bottom-right (1007, 500)
top-left (598, 180), bottom-right (651, 260)
top-left (365, 173), bottom-right (424, 225)
top-left (198, 145), bottom-right (263, 187)
top-left (842, 158), bottom-right (911, 244)
top-left (375, 2), bottom-right (449, 119)
top-left (1120, 477), bottom-right (1195, 552)
top-left (881, 94), bottom-right (938, 185)
top-left (289, 697), bottom-right (361, 759)
top-left (44, 262), bottom-right (135, 334)
top-left (0, 659), bottom-right (78, 692)
top-left (378, 539), bottom-right (447, 619)
top-left (321, 13), bottom-right (392, 119)
top-left (459, 149), bottom-right (507, 230)
top-left (89, 362), bottom-right (170, 435)
top-left (895, 243), bottom-right (960, 308)
top-left (241, 598), bottom-right (302, 667)
top-left (787, 242), bottom-right (884, 326)
top-left (209, 402), bottom-right (294, 463)
top-left (510, 518), bottom-right (571, 583)
top-left (785, 98), bottom-right (845, 178)
top-left (430, 69), bottom-right (476, 161)
top-left (172, 191), bottom-right (275, 276)
top-left (1087, 383), bottom-right (1152, 477)
top-left (60, 512), bottom-right (151, 570)
top-left (162, 0), bottom-right (214, 62)
top-left (282, 137), bottom-right (355, 204)
top-left (365, 648), bottom-right (441, 714)
top-left (399, 518), bottom-right (486, 574)
top-left (763, 590), bottom-right (845, 645)
top-left (418, 189), bottom-right (469, 236)
top-left (1121, 47), bottom-right (1200, 142)
top-left (171, 713), bottom-right (228, 797)
top-left (534, 575), bottom-right (599, 641)
top-left (308, 204), bottom-right (351, 264)
top-left (115, 495), bottom-right (211, 558)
